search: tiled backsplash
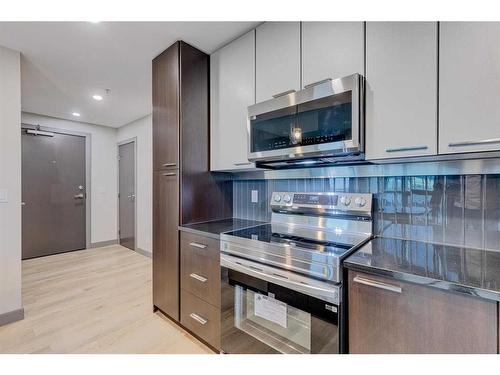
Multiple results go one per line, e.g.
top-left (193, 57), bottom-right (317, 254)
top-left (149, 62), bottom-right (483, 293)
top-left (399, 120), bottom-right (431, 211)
top-left (233, 175), bottom-right (500, 251)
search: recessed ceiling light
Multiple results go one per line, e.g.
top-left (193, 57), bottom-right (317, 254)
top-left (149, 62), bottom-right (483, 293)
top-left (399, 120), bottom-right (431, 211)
top-left (72, 112), bottom-right (81, 117)
top-left (92, 94), bottom-right (103, 101)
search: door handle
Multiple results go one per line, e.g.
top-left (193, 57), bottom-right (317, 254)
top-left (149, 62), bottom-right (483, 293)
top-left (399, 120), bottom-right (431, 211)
top-left (272, 89), bottom-right (296, 98)
top-left (448, 138), bottom-right (500, 147)
top-left (189, 242), bottom-right (207, 249)
top-left (353, 275), bottom-right (402, 294)
top-left (304, 78), bottom-right (332, 89)
top-left (233, 162), bottom-right (252, 166)
top-left (74, 193), bottom-right (85, 199)
top-left (127, 194), bottom-right (136, 201)
top-left (385, 145), bottom-right (428, 153)
top-left (189, 273), bottom-right (208, 283)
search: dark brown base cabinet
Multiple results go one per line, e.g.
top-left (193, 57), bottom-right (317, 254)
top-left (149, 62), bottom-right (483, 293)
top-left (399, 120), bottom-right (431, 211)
top-left (348, 270), bottom-right (499, 354)
top-left (180, 232), bottom-right (221, 350)
top-left (152, 41), bottom-right (231, 330)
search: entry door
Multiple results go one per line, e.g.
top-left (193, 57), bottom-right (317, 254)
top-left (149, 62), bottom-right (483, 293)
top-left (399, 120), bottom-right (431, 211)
top-left (22, 130), bottom-right (87, 259)
top-left (118, 141), bottom-right (135, 250)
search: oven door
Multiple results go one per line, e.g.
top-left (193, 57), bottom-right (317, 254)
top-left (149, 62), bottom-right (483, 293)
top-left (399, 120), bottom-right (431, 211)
top-left (221, 254), bottom-right (340, 354)
top-left (247, 73), bottom-right (363, 164)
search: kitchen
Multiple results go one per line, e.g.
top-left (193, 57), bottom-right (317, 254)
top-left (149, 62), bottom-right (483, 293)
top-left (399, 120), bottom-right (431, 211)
top-left (153, 21), bottom-right (500, 354)
top-left (0, 1), bottom-right (500, 372)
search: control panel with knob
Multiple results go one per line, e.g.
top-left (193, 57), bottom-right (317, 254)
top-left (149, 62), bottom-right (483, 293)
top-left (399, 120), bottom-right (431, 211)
top-left (270, 191), bottom-right (373, 217)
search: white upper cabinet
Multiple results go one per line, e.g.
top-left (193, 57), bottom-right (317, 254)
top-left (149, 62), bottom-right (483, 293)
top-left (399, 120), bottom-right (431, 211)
top-left (210, 30), bottom-right (256, 171)
top-left (439, 22), bottom-right (500, 154)
top-left (301, 22), bottom-right (365, 88)
top-left (365, 22), bottom-right (438, 160)
top-left (256, 22), bottom-right (301, 102)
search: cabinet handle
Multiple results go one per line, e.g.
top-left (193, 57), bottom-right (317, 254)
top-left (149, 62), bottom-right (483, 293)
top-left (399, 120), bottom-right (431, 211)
top-left (162, 172), bottom-right (177, 176)
top-left (353, 275), bottom-right (402, 294)
top-left (272, 89), bottom-right (296, 99)
top-left (234, 162), bottom-right (252, 166)
top-left (385, 145), bottom-right (428, 153)
top-left (189, 313), bottom-right (208, 325)
top-left (189, 273), bottom-right (208, 283)
top-left (449, 138), bottom-right (500, 147)
top-left (189, 242), bottom-right (207, 249)
top-left (304, 78), bottom-right (332, 89)
top-left (163, 162), bottom-right (177, 167)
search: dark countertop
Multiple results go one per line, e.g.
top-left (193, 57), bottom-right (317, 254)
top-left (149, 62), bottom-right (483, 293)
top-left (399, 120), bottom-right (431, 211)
top-left (344, 237), bottom-right (500, 302)
top-left (179, 218), bottom-right (266, 240)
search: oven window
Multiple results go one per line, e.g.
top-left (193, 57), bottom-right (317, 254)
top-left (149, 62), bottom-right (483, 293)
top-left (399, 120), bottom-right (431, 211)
top-left (234, 285), bottom-right (312, 354)
top-left (250, 91), bottom-right (353, 153)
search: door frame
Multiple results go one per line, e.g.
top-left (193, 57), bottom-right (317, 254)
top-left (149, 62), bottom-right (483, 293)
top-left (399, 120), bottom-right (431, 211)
top-left (21, 123), bottom-right (92, 249)
top-left (117, 137), bottom-right (137, 252)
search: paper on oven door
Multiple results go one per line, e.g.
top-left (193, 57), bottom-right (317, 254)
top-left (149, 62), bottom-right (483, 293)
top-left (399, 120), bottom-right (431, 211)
top-left (254, 294), bottom-right (287, 328)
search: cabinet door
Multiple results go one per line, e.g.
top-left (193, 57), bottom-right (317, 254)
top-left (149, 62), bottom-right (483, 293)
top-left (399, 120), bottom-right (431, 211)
top-left (348, 270), bottom-right (498, 353)
top-left (301, 22), bottom-right (365, 88)
top-left (365, 22), bottom-right (438, 160)
top-left (256, 22), bottom-right (300, 102)
top-left (152, 43), bottom-right (179, 171)
top-left (153, 171), bottom-right (179, 320)
top-left (210, 30), bottom-right (256, 171)
top-left (440, 22), bottom-right (500, 154)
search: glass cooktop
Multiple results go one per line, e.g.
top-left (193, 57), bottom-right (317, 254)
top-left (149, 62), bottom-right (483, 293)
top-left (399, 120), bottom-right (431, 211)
top-left (224, 224), bottom-right (353, 256)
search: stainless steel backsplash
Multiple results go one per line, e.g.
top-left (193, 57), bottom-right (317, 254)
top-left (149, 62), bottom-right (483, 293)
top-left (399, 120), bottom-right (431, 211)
top-left (232, 175), bottom-right (500, 251)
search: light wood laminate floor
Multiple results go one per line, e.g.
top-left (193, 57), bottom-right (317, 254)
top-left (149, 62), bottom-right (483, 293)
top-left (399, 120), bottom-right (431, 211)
top-left (0, 245), bottom-right (213, 354)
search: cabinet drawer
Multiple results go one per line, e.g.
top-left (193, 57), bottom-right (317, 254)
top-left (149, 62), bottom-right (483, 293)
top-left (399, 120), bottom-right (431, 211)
top-left (181, 246), bottom-right (220, 307)
top-left (181, 290), bottom-right (220, 350)
top-left (180, 231), bottom-right (220, 260)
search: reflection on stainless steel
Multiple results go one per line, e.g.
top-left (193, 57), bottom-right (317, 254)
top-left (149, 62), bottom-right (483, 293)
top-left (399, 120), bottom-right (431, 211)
top-left (344, 237), bottom-right (500, 302)
top-left (247, 74), bottom-right (364, 167)
top-left (231, 157), bottom-right (500, 180)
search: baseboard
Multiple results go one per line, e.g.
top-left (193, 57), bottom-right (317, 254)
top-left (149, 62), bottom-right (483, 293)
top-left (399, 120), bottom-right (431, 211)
top-left (135, 247), bottom-right (152, 258)
top-left (88, 239), bottom-right (118, 248)
top-left (0, 308), bottom-right (24, 327)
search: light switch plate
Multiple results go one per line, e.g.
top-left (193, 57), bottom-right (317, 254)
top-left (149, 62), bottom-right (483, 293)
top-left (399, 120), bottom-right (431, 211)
top-left (0, 188), bottom-right (8, 203)
top-left (251, 190), bottom-right (258, 203)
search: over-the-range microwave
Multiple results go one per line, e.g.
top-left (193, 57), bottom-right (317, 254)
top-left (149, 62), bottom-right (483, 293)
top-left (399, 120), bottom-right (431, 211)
top-left (247, 74), bottom-right (364, 169)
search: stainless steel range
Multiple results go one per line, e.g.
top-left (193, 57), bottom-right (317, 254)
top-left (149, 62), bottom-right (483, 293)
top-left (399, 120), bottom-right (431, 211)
top-left (220, 191), bottom-right (373, 354)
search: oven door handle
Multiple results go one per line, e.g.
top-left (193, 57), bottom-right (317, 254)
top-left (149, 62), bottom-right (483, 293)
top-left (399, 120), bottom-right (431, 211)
top-left (221, 254), bottom-right (340, 305)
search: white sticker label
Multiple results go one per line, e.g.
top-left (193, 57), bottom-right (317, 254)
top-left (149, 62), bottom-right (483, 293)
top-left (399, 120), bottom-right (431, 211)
top-left (254, 294), bottom-right (287, 328)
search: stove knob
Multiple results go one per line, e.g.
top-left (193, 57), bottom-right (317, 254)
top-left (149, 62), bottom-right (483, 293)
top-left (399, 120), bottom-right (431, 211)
top-left (340, 196), bottom-right (351, 206)
top-left (273, 194), bottom-right (282, 203)
top-left (355, 197), bottom-right (366, 207)
top-left (283, 194), bottom-right (292, 203)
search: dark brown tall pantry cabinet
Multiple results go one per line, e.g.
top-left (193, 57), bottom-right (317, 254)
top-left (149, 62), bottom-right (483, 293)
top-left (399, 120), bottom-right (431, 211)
top-left (152, 41), bottom-right (232, 321)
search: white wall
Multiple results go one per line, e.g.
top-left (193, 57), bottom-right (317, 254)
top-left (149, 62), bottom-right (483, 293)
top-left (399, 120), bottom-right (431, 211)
top-left (0, 46), bottom-right (22, 316)
top-left (117, 114), bottom-right (152, 254)
top-left (21, 112), bottom-right (118, 245)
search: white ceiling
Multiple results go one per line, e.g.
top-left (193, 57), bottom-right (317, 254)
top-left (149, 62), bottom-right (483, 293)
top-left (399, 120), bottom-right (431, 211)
top-left (0, 22), bottom-right (259, 127)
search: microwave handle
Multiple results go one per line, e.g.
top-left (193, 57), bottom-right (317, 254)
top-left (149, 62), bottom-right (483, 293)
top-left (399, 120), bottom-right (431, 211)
top-left (221, 253), bottom-right (339, 304)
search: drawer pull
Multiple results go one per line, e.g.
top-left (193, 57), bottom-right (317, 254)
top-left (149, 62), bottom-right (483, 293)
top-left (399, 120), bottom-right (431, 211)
top-left (189, 273), bottom-right (207, 283)
top-left (162, 172), bottom-right (177, 176)
top-left (189, 313), bottom-right (208, 325)
top-left (353, 275), bottom-right (402, 294)
top-left (234, 162), bottom-right (252, 166)
top-left (449, 138), bottom-right (500, 147)
top-left (189, 242), bottom-right (207, 249)
top-left (162, 162), bottom-right (177, 167)
top-left (385, 145), bottom-right (428, 153)
top-left (272, 89), bottom-right (296, 99)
